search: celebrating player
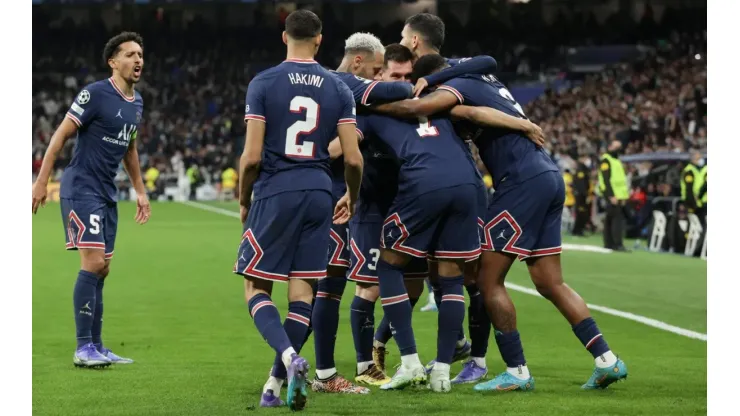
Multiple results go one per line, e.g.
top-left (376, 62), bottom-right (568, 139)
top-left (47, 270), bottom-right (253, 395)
top-left (309, 32), bottom-right (411, 395)
top-left (397, 13), bottom-right (497, 383)
top-left (234, 10), bottom-right (363, 410)
top-left (31, 32), bottom-right (150, 369)
top-left (381, 53), bottom-right (628, 391)
top-left (335, 89), bottom-right (487, 393)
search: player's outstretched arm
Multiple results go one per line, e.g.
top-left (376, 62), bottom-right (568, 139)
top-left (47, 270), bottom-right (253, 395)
top-left (122, 142), bottom-right (151, 224)
top-left (32, 117), bottom-right (78, 214)
top-left (450, 105), bottom-right (546, 147)
top-left (336, 123), bottom-right (363, 222)
top-left (239, 120), bottom-right (265, 223)
top-left (372, 90), bottom-right (458, 119)
top-left (414, 56), bottom-right (497, 96)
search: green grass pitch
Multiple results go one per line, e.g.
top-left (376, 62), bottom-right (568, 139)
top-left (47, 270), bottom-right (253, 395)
top-left (33, 202), bottom-right (707, 415)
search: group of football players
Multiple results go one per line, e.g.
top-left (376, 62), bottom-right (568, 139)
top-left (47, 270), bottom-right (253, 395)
top-left (30, 8), bottom-right (629, 413)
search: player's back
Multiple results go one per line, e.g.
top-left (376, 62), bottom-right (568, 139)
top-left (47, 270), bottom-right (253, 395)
top-left (355, 133), bottom-right (400, 220)
top-left (244, 60), bottom-right (356, 201)
top-left (61, 78), bottom-right (144, 203)
top-left (357, 112), bottom-right (478, 200)
top-left (329, 71), bottom-right (412, 200)
top-left (440, 74), bottom-right (558, 189)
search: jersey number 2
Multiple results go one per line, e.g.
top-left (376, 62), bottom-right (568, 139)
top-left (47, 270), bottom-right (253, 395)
top-left (285, 96), bottom-right (319, 158)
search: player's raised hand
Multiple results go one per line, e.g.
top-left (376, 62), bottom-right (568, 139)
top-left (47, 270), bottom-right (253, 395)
top-left (135, 194), bottom-right (151, 224)
top-left (333, 192), bottom-right (354, 224)
top-left (523, 121), bottom-right (546, 147)
top-left (32, 180), bottom-right (48, 214)
top-left (412, 78), bottom-right (429, 97)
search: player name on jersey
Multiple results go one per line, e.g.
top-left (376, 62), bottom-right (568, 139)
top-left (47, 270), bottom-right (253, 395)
top-left (288, 73), bottom-right (325, 88)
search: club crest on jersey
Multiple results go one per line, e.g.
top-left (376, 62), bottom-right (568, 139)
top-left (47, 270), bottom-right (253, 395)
top-left (76, 90), bottom-right (90, 105)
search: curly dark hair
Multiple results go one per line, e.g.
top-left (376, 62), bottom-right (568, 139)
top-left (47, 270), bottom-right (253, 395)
top-left (102, 31), bottom-right (144, 66)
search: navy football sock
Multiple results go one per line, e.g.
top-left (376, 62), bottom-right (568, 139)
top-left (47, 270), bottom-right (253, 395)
top-left (494, 330), bottom-right (527, 368)
top-left (378, 260), bottom-right (416, 356)
top-left (74, 270), bottom-right (99, 348)
top-left (301, 284), bottom-right (319, 346)
top-left (248, 294), bottom-right (292, 357)
top-left (271, 301), bottom-right (312, 380)
top-left (92, 278), bottom-right (105, 350)
top-left (350, 296), bottom-right (375, 363)
top-left (312, 277), bottom-right (346, 372)
top-left (375, 296), bottom-right (419, 344)
top-left (466, 284), bottom-right (490, 358)
top-left (572, 317), bottom-right (611, 358)
top-left (437, 276), bottom-right (465, 364)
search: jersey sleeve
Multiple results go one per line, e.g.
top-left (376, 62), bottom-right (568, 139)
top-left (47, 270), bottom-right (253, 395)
top-left (437, 77), bottom-right (475, 105)
top-left (336, 80), bottom-right (357, 126)
top-left (65, 85), bottom-right (100, 128)
top-left (425, 56), bottom-right (497, 87)
top-left (362, 81), bottom-right (412, 105)
top-left (244, 77), bottom-right (267, 123)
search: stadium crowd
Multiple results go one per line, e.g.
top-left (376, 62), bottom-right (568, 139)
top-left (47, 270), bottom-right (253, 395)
top-left (32, 3), bottom-right (706, 219)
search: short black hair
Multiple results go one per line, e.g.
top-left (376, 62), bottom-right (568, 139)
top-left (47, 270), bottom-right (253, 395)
top-left (405, 13), bottom-right (445, 51)
top-left (102, 31), bottom-right (144, 66)
top-left (410, 53), bottom-right (447, 83)
top-left (384, 43), bottom-right (414, 67)
top-left (285, 9), bottom-right (322, 40)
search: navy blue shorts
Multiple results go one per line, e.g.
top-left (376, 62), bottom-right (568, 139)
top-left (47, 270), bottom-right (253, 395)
top-left (381, 184), bottom-right (481, 261)
top-left (348, 217), bottom-right (428, 284)
top-left (234, 190), bottom-right (332, 282)
top-left (61, 198), bottom-right (117, 260)
top-left (482, 171), bottom-right (565, 259)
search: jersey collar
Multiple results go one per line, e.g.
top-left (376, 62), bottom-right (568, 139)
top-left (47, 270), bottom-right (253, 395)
top-left (108, 78), bottom-right (136, 102)
top-left (284, 58), bottom-right (317, 64)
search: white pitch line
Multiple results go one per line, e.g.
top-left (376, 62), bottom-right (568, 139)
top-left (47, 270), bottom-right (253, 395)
top-left (181, 201), bottom-right (708, 342)
top-left (504, 283), bottom-right (706, 341)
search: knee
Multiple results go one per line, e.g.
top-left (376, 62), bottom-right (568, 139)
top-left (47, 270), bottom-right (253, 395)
top-left (356, 283), bottom-right (380, 302)
top-left (99, 263), bottom-right (111, 279)
top-left (533, 281), bottom-right (565, 300)
top-left (82, 255), bottom-right (107, 276)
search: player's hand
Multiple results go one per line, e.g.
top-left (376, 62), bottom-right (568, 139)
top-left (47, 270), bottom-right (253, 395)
top-left (135, 194), bottom-right (151, 224)
top-left (412, 78), bottom-right (429, 97)
top-left (32, 180), bottom-right (48, 214)
top-left (333, 192), bottom-right (356, 225)
top-left (240, 204), bottom-right (250, 224)
top-left (523, 120), bottom-right (545, 147)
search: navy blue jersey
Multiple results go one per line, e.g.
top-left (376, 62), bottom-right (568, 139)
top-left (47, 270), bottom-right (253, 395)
top-left (439, 74), bottom-right (558, 187)
top-left (244, 59), bottom-right (356, 201)
top-left (356, 112), bottom-right (479, 200)
top-left (356, 135), bottom-right (400, 220)
top-left (60, 78), bottom-right (144, 203)
top-left (329, 72), bottom-right (412, 198)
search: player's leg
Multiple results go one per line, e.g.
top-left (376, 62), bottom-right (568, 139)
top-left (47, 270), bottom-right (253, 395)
top-left (527, 172), bottom-right (627, 389)
top-left (346, 223), bottom-right (392, 385)
top-left (92, 203), bottom-right (132, 364)
top-left (312, 222), bottom-right (349, 386)
top-left (234, 193), bottom-right (305, 409)
top-left (62, 198), bottom-right (113, 368)
top-left (473, 183), bottom-right (543, 392)
top-left (279, 192), bottom-right (366, 396)
top-left (452, 258), bottom-right (490, 384)
top-left (428, 184), bottom-right (481, 392)
top-left (461, 183), bottom-right (492, 377)
top-left (374, 263), bottom-right (426, 357)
